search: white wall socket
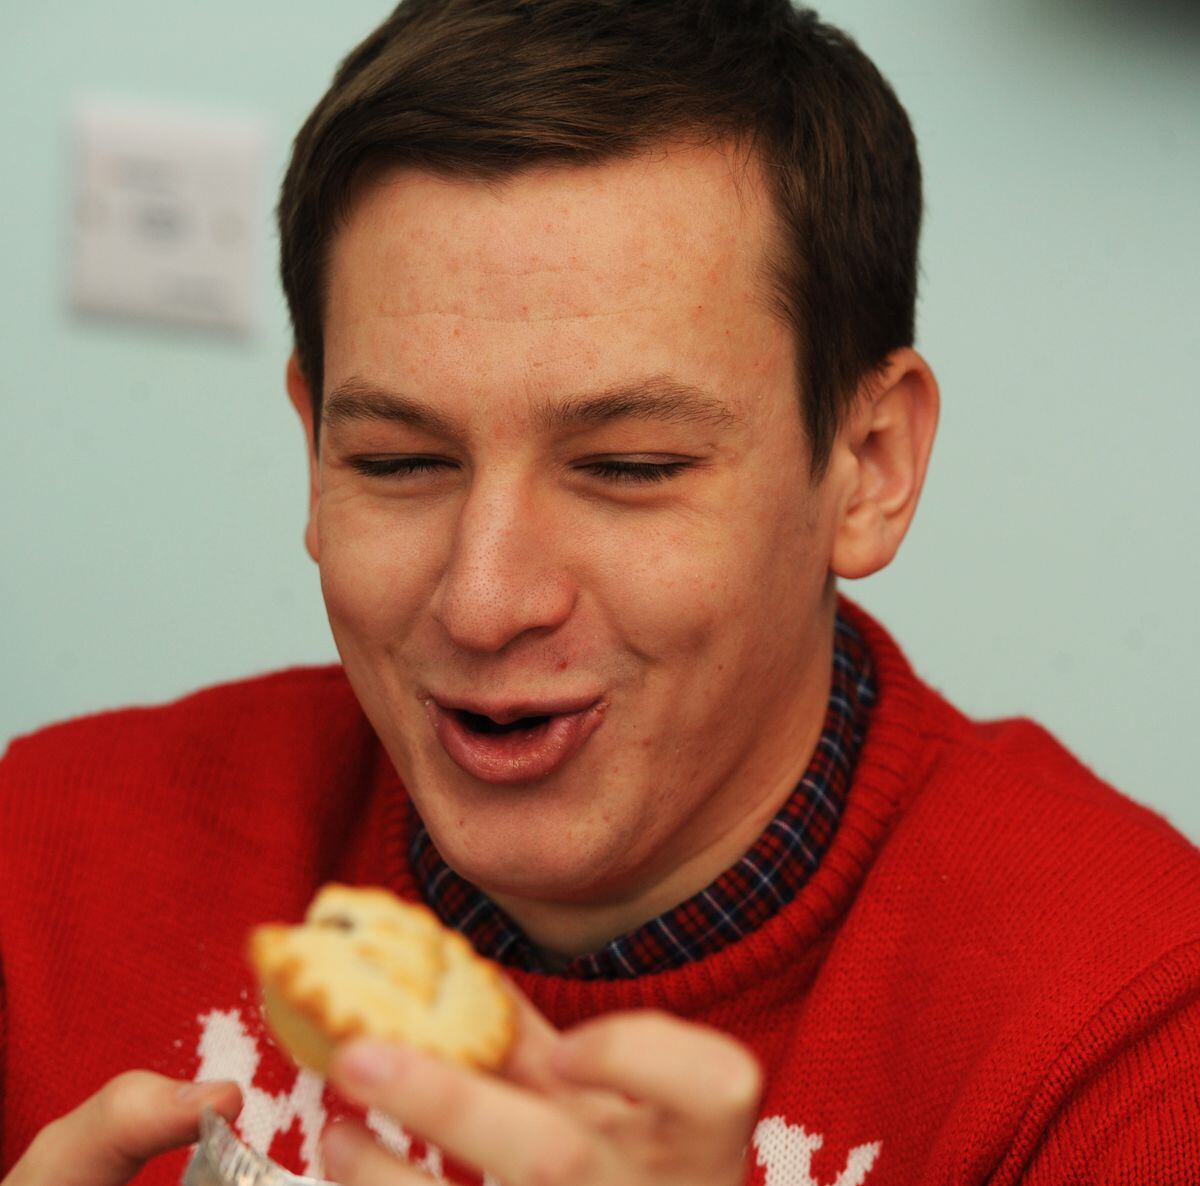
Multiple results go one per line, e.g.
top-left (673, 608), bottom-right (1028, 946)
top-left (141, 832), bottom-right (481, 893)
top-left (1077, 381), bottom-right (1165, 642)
top-left (71, 100), bottom-right (266, 335)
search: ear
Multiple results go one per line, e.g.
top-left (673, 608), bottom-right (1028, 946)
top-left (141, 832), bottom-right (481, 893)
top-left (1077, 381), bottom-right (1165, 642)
top-left (830, 347), bottom-right (939, 581)
top-left (285, 352), bottom-right (321, 564)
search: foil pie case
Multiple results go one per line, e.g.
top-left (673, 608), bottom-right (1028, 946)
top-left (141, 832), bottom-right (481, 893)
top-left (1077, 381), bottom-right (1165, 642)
top-left (181, 1109), bottom-right (336, 1186)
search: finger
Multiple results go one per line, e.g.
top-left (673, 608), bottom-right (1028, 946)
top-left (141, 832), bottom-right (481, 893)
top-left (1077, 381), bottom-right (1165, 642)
top-left (496, 979), bottom-right (566, 1091)
top-left (496, 981), bottom-right (637, 1131)
top-left (7, 1073), bottom-right (242, 1186)
top-left (553, 1011), bottom-right (762, 1128)
top-left (329, 1040), bottom-right (603, 1186)
top-left (322, 1121), bottom-right (432, 1186)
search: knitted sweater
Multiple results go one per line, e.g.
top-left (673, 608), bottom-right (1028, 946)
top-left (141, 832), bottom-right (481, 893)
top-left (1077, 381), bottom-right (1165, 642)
top-left (2, 603), bottom-right (1198, 1185)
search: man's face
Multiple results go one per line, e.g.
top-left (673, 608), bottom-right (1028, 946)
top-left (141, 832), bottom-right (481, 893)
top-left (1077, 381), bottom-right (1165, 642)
top-left (307, 144), bottom-right (849, 922)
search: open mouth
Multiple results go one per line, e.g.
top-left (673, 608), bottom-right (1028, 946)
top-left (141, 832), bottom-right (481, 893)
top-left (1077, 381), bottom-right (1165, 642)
top-left (455, 710), bottom-right (553, 736)
top-left (428, 698), bottom-right (606, 784)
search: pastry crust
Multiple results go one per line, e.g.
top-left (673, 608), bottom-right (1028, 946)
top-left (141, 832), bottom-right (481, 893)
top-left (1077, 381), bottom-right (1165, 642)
top-left (248, 884), bottom-right (514, 1074)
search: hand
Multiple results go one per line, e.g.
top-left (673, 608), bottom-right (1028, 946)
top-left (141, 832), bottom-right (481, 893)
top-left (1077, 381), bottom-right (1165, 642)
top-left (322, 997), bottom-right (762, 1186)
top-left (2, 1072), bottom-right (242, 1186)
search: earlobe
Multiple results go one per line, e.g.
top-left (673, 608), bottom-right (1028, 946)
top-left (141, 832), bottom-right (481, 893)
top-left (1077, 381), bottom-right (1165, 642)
top-left (285, 353), bottom-right (322, 565)
top-left (830, 348), bottom-right (939, 581)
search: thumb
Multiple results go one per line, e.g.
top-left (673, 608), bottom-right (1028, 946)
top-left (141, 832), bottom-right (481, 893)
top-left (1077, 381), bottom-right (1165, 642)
top-left (5, 1072), bottom-right (242, 1186)
top-left (495, 979), bottom-right (565, 1092)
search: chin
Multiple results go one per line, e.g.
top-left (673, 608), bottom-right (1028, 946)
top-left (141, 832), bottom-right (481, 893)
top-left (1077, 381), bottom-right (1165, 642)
top-left (429, 806), bottom-right (631, 901)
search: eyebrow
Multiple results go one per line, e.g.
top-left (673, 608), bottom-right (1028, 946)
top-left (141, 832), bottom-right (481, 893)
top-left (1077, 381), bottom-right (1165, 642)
top-left (323, 375), bottom-right (742, 438)
top-left (533, 377), bottom-right (742, 432)
top-left (324, 379), bottom-right (463, 437)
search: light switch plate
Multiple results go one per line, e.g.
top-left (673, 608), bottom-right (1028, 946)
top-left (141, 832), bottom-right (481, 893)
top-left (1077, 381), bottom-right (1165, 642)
top-left (71, 100), bottom-right (266, 334)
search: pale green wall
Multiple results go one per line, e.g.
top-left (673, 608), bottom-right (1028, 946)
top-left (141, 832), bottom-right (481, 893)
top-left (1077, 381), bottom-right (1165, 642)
top-left (3, 2), bottom-right (1198, 838)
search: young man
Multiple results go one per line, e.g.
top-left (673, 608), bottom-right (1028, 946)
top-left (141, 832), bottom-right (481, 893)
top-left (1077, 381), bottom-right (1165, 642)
top-left (3, 3), bottom-right (1198, 1185)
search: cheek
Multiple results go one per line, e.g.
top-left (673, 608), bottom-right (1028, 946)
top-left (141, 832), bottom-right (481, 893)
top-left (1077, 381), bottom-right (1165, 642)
top-left (316, 498), bottom-right (442, 640)
top-left (602, 491), bottom-right (825, 681)
top-left (586, 519), bottom-right (748, 665)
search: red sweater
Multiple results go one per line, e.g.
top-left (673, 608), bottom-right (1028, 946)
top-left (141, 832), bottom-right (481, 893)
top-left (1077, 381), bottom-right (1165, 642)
top-left (3, 604), bottom-right (1198, 1185)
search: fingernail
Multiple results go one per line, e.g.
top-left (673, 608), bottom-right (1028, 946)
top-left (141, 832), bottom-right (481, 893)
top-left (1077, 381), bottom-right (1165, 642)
top-left (336, 1040), bottom-right (405, 1087)
top-left (177, 1079), bottom-right (236, 1105)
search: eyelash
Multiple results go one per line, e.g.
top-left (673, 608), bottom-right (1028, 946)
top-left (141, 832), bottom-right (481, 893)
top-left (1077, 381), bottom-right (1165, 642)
top-left (583, 459), bottom-right (690, 484)
top-left (348, 457), bottom-right (692, 485)
top-left (350, 457), bottom-right (448, 479)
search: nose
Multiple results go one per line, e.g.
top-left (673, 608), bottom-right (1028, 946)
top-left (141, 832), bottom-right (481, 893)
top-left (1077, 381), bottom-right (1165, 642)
top-left (430, 479), bottom-right (577, 654)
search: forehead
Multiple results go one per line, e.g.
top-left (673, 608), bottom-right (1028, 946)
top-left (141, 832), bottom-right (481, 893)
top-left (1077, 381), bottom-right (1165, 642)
top-left (322, 143), bottom-right (794, 419)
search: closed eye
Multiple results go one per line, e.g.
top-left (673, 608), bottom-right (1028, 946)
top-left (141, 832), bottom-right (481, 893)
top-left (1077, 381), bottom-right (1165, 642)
top-left (349, 456), bottom-right (456, 478)
top-left (581, 459), bottom-right (693, 485)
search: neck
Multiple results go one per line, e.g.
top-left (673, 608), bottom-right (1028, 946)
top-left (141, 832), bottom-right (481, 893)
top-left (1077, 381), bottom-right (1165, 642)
top-left (492, 790), bottom-right (801, 959)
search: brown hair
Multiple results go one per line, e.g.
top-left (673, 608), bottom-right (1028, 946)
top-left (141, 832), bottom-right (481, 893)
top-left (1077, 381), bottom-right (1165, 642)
top-left (279, 0), bottom-right (921, 472)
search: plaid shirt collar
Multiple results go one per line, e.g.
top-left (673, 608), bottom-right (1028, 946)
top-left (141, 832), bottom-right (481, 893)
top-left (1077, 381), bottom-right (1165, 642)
top-left (410, 610), bottom-right (876, 979)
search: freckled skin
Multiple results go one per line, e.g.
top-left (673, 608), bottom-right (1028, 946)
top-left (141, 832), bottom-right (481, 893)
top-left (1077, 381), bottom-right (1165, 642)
top-left (307, 143), bottom-right (851, 956)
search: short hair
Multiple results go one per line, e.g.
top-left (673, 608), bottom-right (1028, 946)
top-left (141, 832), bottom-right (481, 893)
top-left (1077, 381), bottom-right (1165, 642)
top-left (279, 0), bottom-right (921, 472)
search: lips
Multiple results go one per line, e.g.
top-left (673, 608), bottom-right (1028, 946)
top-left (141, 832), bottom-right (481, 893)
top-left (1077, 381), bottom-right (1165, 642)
top-left (426, 696), bottom-right (606, 784)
